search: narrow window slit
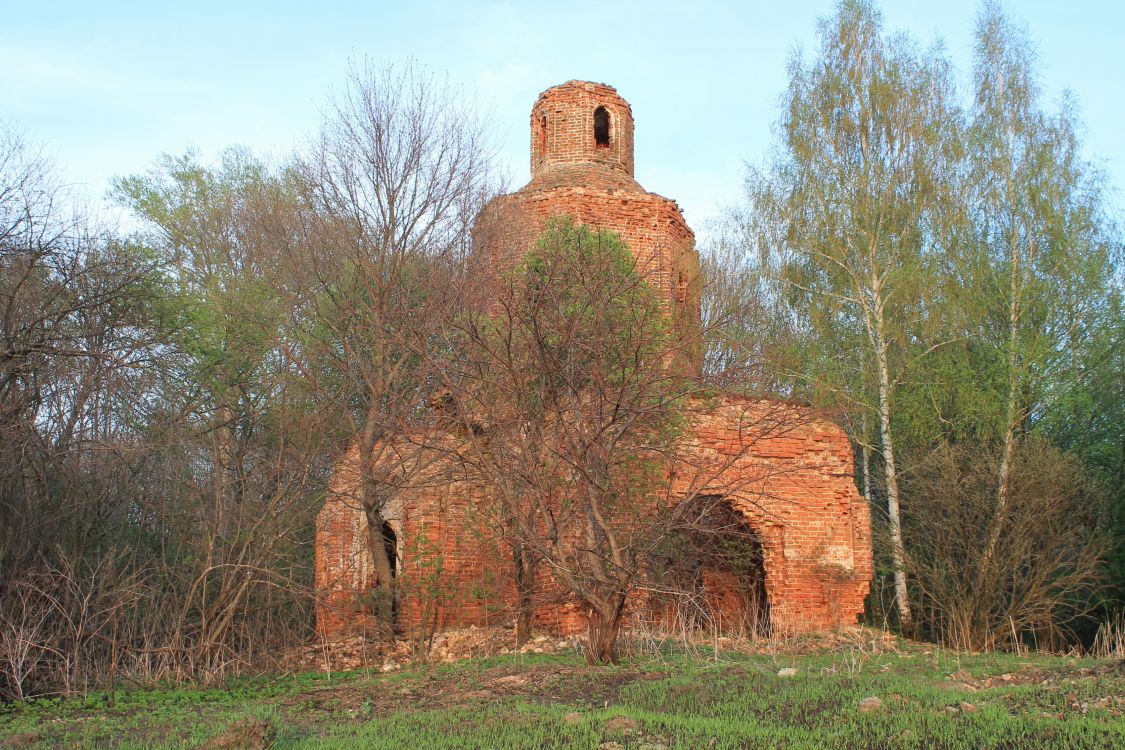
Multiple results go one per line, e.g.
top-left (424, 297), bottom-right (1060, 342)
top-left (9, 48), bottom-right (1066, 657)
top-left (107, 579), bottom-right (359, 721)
top-left (594, 106), bottom-right (610, 147)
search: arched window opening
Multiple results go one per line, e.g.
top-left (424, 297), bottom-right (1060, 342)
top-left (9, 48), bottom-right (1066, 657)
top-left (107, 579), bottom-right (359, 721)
top-left (594, 106), bottom-right (611, 147)
top-left (538, 114), bottom-right (547, 155)
top-left (381, 521), bottom-right (398, 578)
top-left (381, 521), bottom-right (399, 622)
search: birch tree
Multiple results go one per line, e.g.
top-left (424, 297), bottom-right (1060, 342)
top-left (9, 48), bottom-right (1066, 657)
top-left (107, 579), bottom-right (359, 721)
top-left (969, 2), bottom-right (1120, 629)
top-left (742, 0), bottom-right (960, 631)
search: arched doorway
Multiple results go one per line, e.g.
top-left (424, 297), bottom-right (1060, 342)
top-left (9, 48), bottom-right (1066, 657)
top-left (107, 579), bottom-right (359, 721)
top-left (660, 496), bottom-right (770, 637)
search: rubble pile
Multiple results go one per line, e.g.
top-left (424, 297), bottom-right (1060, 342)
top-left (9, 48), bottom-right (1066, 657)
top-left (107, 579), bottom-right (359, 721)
top-left (286, 626), bottom-right (584, 672)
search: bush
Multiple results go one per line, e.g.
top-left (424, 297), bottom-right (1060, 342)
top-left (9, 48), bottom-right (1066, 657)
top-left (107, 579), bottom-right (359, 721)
top-left (903, 438), bottom-right (1108, 651)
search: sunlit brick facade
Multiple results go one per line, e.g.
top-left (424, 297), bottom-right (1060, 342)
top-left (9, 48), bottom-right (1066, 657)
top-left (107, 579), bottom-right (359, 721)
top-left (315, 81), bottom-right (872, 640)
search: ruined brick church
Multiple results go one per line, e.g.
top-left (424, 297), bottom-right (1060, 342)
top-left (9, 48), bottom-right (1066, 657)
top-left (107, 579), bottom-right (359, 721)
top-left (316, 81), bottom-right (873, 640)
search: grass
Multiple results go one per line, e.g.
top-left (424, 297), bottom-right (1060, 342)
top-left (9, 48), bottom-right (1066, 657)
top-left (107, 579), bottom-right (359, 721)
top-left (1, 641), bottom-right (1123, 748)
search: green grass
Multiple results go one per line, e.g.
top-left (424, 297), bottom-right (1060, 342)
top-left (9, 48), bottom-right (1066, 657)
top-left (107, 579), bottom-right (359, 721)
top-left (2, 644), bottom-right (1122, 748)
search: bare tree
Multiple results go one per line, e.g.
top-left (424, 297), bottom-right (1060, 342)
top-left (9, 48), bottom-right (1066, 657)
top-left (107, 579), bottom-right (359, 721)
top-left (1, 128), bottom-right (161, 584)
top-left (284, 61), bottom-right (499, 632)
top-left (904, 438), bottom-right (1108, 651)
top-left (699, 218), bottom-right (802, 397)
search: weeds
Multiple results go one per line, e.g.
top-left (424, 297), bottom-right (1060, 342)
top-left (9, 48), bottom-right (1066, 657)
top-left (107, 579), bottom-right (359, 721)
top-left (1092, 611), bottom-right (1125, 658)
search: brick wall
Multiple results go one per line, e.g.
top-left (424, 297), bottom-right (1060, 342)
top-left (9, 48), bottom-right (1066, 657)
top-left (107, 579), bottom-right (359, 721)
top-left (675, 395), bottom-right (873, 635)
top-left (315, 394), bottom-right (872, 640)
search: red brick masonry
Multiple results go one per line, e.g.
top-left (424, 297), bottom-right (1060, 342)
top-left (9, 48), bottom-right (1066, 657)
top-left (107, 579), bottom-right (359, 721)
top-left (316, 81), bottom-right (872, 640)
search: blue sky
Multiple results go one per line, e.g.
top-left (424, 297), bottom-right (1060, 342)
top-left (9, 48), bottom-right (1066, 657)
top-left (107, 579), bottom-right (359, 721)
top-left (3, 1), bottom-right (1123, 233)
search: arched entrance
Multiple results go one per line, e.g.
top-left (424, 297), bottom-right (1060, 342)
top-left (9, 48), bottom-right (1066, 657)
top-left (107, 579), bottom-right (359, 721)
top-left (659, 496), bottom-right (771, 637)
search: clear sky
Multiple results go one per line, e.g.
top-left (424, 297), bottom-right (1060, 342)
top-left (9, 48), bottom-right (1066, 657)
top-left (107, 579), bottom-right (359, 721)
top-left (3, 1), bottom-right (1123, 233)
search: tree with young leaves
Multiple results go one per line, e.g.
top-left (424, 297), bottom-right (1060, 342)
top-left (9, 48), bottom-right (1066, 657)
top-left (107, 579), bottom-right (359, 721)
top-left (448, 221), bottom-right (690, 663)
top-left (113, 147), bottom-right (329, 677)
top-left (447, 220), bottom-right (796, 663)
top-left (937, 3), bottom-right (1123, 646)
top-left (968, 0), bottom-right (1120, 587)
top-left (740, 0), bottom-right (960, 632)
